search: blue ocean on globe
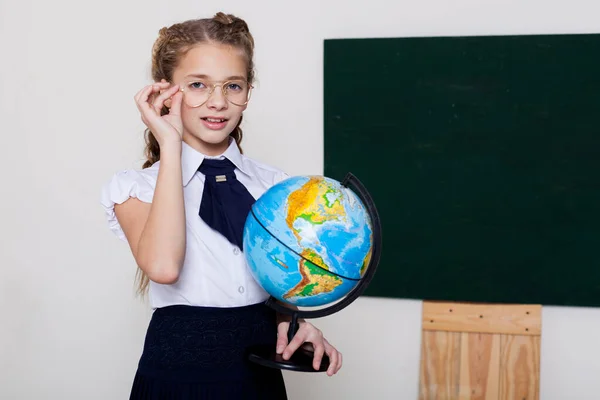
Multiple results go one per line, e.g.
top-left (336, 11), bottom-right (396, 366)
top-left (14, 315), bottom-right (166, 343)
top-left (243, 175), bottom-right (373, 307)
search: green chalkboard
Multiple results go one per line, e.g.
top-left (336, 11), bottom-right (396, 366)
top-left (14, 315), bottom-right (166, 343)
top-left (324, 33), bottom-right (600, 307)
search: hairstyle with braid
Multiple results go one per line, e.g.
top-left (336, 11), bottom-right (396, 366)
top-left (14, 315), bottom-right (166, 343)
top-left (136, 12), bottom-right (255, 294)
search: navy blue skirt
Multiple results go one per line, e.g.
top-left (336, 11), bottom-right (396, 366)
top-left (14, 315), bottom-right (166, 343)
top-left (129, 302), bottom-right (287, 400)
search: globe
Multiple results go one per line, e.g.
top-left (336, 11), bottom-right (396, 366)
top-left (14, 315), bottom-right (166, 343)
top-left (243, 173), bottom-right (381, 372)
top-left (243, 175), bottom-right (374, 308)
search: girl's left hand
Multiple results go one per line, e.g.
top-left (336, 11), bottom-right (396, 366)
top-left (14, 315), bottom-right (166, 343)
top-left (276, 319), bottom-right (343, 376)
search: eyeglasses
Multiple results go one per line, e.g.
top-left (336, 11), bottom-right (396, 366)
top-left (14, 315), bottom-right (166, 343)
top-left (179, 79), bottom-right (253, 108)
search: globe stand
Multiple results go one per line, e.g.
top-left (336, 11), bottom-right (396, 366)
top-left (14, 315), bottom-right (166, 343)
top-left (247, 306), bottom-right (330, 372)
top-left (247, 172), bottom-right (382, 373)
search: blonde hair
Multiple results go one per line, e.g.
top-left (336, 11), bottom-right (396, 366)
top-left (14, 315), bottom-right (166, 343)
top-left (136, 12), bottom-right (255, 295)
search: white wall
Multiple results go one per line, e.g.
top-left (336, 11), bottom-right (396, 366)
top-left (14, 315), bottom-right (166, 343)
top-left (2, 0), bottom-right (600, 398)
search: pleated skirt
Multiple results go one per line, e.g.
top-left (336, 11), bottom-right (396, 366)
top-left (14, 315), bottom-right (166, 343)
top-left (129, 302), bottom-right (288, 400)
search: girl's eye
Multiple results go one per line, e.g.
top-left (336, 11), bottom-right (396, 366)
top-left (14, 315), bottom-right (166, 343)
top-left (227, 83), bottom-right (243, 92)
top-left (189, 81), bottom-right (207, 90)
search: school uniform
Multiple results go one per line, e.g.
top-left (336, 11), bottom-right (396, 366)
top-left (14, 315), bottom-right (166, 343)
top-left (101, 139), bottom-right (289, 399)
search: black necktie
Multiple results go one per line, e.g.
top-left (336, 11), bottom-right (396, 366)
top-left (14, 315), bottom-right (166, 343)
top-left (198, 158), bottom-right (256, 249)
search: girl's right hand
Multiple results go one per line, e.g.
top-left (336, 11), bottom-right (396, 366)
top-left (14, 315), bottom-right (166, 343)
top-left (134, 80), bottom-right (183, 145)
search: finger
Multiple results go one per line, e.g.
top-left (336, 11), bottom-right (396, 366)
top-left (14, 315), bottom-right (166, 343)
top-left (156, 80), bottom-right (174, 95)
top-left (140, 82), bottom-right (171, 116)
top-left (276, 322), bottom-right (289, 354)
top-left (135, 85), bottom-right (155, 114)
top-left (135, 81), bottom-right (168, 100)
top-left (323, 338), bottom-right (340, 372)
top-left (282, 329), bottom-right (307, 360)
top-left (312, 342), bottom-right (325, 371)
top-left (134, 85), bottom-right (152, 106)
top-left (156, 84), bottom-right (179, 111)
top-left (147, 83), bottom-right (163, 111)
top-left (324, 343), bottom-right (339, 376)
top-left (152, 84), bottom-right (179, 111)
top-left (169, 88), bottom-right (183, 116)
top-left (338, 351), bottom-right (343, 373)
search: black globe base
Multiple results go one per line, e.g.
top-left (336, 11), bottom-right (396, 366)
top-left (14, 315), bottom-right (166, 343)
top-left (248, 309), bottom-right (330, 372)
top-left (247, 344), bottom-right (330, 372)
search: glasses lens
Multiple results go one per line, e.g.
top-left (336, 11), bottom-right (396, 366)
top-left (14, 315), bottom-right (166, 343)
top-left (182, 81), bottom-right (210, 108)
top-left (224, 80), bottom-right (251, 106)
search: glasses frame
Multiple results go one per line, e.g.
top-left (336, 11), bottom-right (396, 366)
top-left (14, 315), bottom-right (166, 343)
top-left (179, 80), bottom-right (254, 108)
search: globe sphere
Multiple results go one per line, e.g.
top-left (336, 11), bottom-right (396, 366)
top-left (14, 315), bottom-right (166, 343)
top-left (243, 175), bottom-right (373, 307)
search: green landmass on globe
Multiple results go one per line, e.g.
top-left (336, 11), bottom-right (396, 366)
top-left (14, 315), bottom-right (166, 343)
top-left (283, 249), bottom-right (343, 299)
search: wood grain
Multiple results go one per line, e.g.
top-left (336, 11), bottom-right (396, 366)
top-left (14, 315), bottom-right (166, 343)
top-left (422, 302), bottom-right (541, 335)
top-left (499, 335), bottom-right (540, 400)
top-left (420, 330), bottom-right (461, 400)
top-left (458, 333), bottom-right (500, 400)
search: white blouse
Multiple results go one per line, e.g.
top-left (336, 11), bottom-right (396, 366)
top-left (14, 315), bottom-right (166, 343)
top-left (100, 140), bottom-right (289, 309)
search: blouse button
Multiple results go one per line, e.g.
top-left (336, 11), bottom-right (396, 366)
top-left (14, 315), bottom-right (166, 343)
top-left (238, 286), bottom-right (245, 294)
top-left (233, 247), bottom-right (240, 255)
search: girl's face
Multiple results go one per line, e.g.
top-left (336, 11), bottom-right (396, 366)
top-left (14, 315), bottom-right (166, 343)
top-left (171, 42), bottom-right (249, 155)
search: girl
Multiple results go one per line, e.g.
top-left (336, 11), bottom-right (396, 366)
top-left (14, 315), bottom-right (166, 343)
top-left (100, 12), bottom-right (342, 400)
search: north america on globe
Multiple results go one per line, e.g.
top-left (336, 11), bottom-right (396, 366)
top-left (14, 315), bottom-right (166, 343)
top-left (284, 177), bottom-right (353, 300)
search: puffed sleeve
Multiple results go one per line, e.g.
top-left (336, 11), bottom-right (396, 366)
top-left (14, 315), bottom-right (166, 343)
top-left (100, 169), bottom-right (155, 241)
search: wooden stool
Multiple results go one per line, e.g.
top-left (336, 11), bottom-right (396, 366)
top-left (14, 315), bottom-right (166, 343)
top-left (419, 301), bottom-right (542, 400)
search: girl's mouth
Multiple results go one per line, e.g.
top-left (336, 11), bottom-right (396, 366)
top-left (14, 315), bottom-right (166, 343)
top-left (201, 117), bottom-right (228, 130)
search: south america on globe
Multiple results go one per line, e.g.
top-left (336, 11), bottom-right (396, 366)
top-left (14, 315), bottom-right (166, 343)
top-left (243, 175), bottom-right (374, 307)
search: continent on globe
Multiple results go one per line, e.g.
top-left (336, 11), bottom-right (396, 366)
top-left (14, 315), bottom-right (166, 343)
top-left (284, 249), bottom-right (343, 300)
top-left (360, 250), bottom-right (371, 276)
top-left (286, 177), bottom-right (346, 243)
